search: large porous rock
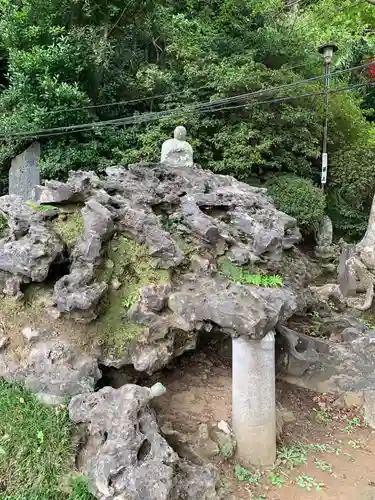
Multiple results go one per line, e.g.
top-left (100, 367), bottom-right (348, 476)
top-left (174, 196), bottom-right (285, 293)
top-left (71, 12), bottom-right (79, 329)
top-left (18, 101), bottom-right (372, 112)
top-left (69, 384), bottom-right (219, 500)
top-left (114, 202), bottom-right (184, 269)
top-left (34, 171), bottom-right (102, 204)
top-left (168, 276), bottom-right (297, 340)
top-left (0, 195), bottom-right (58, 236)
top-left (278, 316), bottom-right (375, 416)
top-left (0, 162), bottom-right (309, 374)
top-left (0, 197), bottom-right (64, 297)
top-left (52, 199), bottom-right (114, 320)
top-left (0, 334), bottom-right (101, 404)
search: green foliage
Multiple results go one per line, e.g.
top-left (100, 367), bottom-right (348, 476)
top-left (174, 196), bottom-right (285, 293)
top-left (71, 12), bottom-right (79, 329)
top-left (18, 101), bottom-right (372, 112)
top-left (0, 379), bottom-right (92, 499)
top-left (26, 200), bottom-right (57, 212)
top-left (69, 477), bottom-right (95, 500)
top-left (0, 0), bottom-right (374, 237)
top-left (94, 236), bottom-right (170, 357)
top-left (0, 211), bottom-right (8, 238)
top-left (267, 174), bottom-right (326, 233)
top-left (296, 474), bottom-right (325, 492)
top-left (328, 144), bottom-right (375, 239)
top-left (218, 256), bottom-right (283, 287)
top-left (234, 463), bottom-right (261, 484)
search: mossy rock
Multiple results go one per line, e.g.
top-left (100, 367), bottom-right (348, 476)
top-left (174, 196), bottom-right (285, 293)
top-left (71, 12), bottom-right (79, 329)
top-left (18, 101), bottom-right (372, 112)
top-left (93, 236), bottom-right (170, 358)
top-left (0, 212), bottom-right (8, 238)
top-left (52, 210), bottom-right (84, 248)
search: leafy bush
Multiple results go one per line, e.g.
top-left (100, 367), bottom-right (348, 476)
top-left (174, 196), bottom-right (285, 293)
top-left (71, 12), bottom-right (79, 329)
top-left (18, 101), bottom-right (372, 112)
top-left (267, 175), bottom-right (326, 233)
top-left (327, 145), bottom-right (375, 240)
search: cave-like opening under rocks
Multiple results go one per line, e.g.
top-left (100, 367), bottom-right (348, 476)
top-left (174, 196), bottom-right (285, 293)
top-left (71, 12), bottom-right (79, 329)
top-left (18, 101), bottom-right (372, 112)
top-left (44, 251), bottom-right (72, 285)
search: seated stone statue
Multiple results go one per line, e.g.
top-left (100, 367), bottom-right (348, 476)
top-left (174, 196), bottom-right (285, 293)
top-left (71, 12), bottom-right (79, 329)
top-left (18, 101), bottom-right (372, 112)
top-left (160, 126), bottom-right (193, 167)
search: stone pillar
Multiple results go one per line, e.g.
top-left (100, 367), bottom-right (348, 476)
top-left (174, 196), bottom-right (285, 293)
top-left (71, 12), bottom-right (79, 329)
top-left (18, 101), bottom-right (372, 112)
top-left (232, 332), bottom-right (276, 467)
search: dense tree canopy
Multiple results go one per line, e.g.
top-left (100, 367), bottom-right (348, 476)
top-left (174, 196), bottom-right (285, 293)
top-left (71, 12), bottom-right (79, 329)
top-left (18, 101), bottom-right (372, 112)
top-left (0, 0), bottom-right (375, 237)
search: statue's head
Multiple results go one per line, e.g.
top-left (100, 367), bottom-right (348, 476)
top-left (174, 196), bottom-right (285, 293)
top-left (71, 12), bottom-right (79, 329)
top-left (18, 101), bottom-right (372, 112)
top-left (173, 126), bottom-right (187, 141)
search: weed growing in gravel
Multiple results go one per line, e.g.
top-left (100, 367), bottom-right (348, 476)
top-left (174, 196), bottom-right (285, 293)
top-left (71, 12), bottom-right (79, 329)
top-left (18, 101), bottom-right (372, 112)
top-left (276, 444), bottom-right (307, 469)
top-left (344, 416), bottom-right (361, 432)
top-left (296, 474), bottom-right (325, 492)
top-left (234, 464), bottom-right (261, 484)
top-left (314, 459), bottom-right (333, 473)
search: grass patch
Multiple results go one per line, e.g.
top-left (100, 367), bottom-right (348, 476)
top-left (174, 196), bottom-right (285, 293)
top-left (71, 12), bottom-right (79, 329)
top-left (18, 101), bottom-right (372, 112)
top-left (0, 212), bottom-right (8, 238)
top-left (0, 380), bottom-right (93, 499)
top-left (52, 211), bottom-right (84, 248)
top-left (94, 236), bottom-right (170, 358)
top-left (218, 256), bottom-right (283, 287)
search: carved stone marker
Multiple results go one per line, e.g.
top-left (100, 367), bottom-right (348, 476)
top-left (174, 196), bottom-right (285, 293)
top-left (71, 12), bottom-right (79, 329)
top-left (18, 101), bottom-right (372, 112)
top-left (315, 215), bottom-right (333, 248)
top-left (9, 142), bottom-right (41, 202)
top-left (338, 243), bottom-right (357, 297)
top-left (160, 126), bottom-right (193, 167)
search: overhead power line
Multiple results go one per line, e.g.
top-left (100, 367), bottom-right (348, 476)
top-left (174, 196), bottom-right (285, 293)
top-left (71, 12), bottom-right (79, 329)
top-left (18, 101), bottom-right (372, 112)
top-left (1, 81), bottom-right (372, 141)
top-left (1, 60), bottom-right (374, 141)
top-left (36, 59), bottom-right (375, 119)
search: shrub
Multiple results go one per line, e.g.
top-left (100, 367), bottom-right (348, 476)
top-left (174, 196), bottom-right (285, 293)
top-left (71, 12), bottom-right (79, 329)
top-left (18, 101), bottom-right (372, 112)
top-left (267, 174), bottom-right (326, 233)
top-left (327, 145), bottom-right (375, 240)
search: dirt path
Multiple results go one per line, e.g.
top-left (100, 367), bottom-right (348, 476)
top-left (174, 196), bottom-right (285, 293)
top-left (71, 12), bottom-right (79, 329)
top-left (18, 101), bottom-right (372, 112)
top-left (152, 349), bottom-right (375, 500)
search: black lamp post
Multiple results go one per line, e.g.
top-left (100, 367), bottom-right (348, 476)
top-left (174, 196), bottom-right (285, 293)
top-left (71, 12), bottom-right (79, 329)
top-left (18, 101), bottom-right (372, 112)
top-left (318, 42), bottom-right (338, 189)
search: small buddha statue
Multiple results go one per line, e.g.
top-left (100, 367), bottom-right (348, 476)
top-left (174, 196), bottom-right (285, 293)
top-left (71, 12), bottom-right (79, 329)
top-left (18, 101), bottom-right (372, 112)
top-left (160, 126), bottom-right (193, 167)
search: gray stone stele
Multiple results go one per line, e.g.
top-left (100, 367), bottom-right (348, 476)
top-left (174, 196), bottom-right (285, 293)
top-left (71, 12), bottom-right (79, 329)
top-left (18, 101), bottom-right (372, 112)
top-left (160, 126), bottom-right (194, 167)
top-left (232, 332), bottom-right (276, 467)
top-left (9, 142), bottom-right (41, 202)
top-left (364, 390), bottom-right (375, 429)
top-left (338, 244), bottom-right (357, 297)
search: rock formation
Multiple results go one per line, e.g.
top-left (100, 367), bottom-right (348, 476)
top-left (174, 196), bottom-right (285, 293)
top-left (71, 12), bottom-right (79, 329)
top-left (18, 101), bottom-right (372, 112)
top-left (0, 161), bottom-right (304, 381)
top-left (1, 158), bottom-right (375, 495)
top-left (69, 383), bottom-right (219, 500)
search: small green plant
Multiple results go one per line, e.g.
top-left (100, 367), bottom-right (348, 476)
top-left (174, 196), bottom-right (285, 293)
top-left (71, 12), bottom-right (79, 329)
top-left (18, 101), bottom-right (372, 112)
top-left (296, 475), bottom-right (325, 492)
top-left (308, 443), bottom-right (335, 453)
top-left (218, 258), bottom-right (283, 287)
top-left (314, 406), bottom-right (333, 424)
top-left (277, 445), bottom-right (307, 469)
top-left (26, 200), bottom-right (57, 212)
top-left (268, 469), bottom-right (286, 487)
top-left (344, 416), bottom-right (361, 432)
top-left (241, 273), bottom-right (284, 287)
top-left (234, 463), bottom-right (261, 484)
top-left (159, 214), bottom-right (178, 231)
top-left (122, 291), bottom-right (139, 309)
top-left (314, 459), bottom-right (332, 473)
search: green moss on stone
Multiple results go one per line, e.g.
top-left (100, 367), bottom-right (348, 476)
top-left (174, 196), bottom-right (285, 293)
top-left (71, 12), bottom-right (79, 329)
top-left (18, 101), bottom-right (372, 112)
top-left (52, 211), bottom-right (84, 248)
top-left (0, 212), bottom-right (8, 238)
top-left (94, 236), bottom-right (170, 357)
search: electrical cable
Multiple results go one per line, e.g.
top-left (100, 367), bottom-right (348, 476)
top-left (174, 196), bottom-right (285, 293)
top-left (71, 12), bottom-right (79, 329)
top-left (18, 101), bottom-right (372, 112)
top-left (2, 81), bottom-right (372, 140)
top-left (2, 59), bottom-right (374, 140)
top-left (35, 59), bottom-right (375, 119)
